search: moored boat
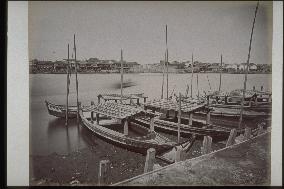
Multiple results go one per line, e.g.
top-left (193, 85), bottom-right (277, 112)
top-left (45, 100), bottom-right (77, 118)
top-left (79, 101), bottom-right (192, 155)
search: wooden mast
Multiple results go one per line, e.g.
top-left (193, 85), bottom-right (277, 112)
top-left (120, 49), bottom-right (123, 103)
top-left (190, 53), bottom-right (194, 98)
top-left (239, 1), bottom-right (259, 129)
top-left (218, 54), bottom-right (223, 92)
top-left (161, 51), bottom-right (166, 99)
top-left (166, 25), bottom-right (169, 100)
top-left (197, 67), bottom-right (199, 99)
top-left (65, 44), bottom-right (70, 126)
top-left (74, 34), bottom-right (79, 123)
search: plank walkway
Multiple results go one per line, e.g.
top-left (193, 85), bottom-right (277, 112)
top-left (114, 131), bottom-right (271, 186)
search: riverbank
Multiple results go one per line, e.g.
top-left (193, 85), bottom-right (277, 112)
top-left (115, 131), bottom-right (271, 186)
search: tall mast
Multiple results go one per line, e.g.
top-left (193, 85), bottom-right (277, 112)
top-left (239, 1), bottom-right (259, 129)
top-left (74, 34), bottom-right (79, 123)
top-left (190, 53), bottom-right (194, 98)
top-left (166, 25), bottom-right (169, 100)
top-left (161, 51), bottom-right (166, 99)
top-left (197, 68), bottom-right (199, 99)
top-left (120, 49), bottom-right (123, 103)
top-left (65, 44), bottom-right (70, 126)
top-left (218, 54), bottom-right (223, 92)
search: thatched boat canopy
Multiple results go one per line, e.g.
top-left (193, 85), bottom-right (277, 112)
top-left (83, 101), bottom-right (144, 119)
top-left (143, 99), bottom-right (206, 114)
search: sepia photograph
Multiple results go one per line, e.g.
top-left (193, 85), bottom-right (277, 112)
top-left (7, 0), bottom-right (281, 186)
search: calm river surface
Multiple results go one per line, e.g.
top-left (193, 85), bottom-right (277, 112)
top-left (30, 73), bottom-right (271, 156)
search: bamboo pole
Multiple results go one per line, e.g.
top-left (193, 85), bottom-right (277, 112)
top-left (239, 1), bottom-right (259, 129)
top-left (190, 53), bottom-right (194, 98)
top-left (178, 93), bottom-right (181, 143)
top-left (74, 34), bottom-right (79, 123)
top-left (218, 54), bottom-right (223, 92)
top-left (65, 44), bottom-right (70, 126)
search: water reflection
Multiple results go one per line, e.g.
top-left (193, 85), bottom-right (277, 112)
top-left (47, 118), bottom-right (87, 155)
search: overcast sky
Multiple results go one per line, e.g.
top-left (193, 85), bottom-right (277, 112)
top-left (28, 1), bottom-right (272, 65)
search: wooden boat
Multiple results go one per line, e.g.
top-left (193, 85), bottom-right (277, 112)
top-left (140, 99), bottom-right (234, 141)
top-left (79, 101), bottom-right (192, 155)
top-left (45, 100), bottom-right (77, 118)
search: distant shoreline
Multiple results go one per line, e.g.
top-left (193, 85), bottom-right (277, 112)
top-left (29, 72), bottom-right (272, 75)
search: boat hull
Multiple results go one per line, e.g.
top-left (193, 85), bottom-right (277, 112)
top-left (45, 100), bottom-right (77, 119)
top-left (79, 110), bottom-right (174, 155)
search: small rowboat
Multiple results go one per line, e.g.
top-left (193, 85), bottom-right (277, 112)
top-left (45, 100), bottom-right (77, 118)
top-left (79, 101), bottom-right (195, 155)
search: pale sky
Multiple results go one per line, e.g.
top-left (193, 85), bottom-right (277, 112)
top-left (28, 1), bottom-right (272, 65)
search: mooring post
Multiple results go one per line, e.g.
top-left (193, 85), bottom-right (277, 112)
top-left (115, 99), bottom-right (117, 103)
top-left (150, 118), bottom-right (155, 132)
top-left (166, 110), bottom-right (169, 118)
top-left (96, 113), bottom-right (99, 124)
top-left (137, 98), bottom-right (140, 105)
top-left (226, 129), bottom-right (237, 147)
top-left (144, 148), bottom-right (156, 173)
top-left (91, 101), bottom-right (94, 123)
top-left (201, 136), bottom-right (212, 155)
top-left (144, 97), bottom-right (147, 103)
top-left (257, 124), bottom-right (264, 135)
top-left (206, 110), bottom-right (211, 125)
top-left (254, 96), bottom-right (258, 106)
top-left (188, 113), bottom-right (193, 126)
top-left (98, 160), bottom-right (110, 186)
top-left (175, 146), bottom-right (182, 162)
top-left (253, 86), bottom-right (255, 91)
top-left (124, 118), bottom-right (129, 135)
top-left (244, 127), bottom-right (252, 140)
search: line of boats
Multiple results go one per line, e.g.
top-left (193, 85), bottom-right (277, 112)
top-left (45, 3), bottom-right (271, 157)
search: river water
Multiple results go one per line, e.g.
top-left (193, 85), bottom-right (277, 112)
top-left (30, 73), bottom-right (271, 156)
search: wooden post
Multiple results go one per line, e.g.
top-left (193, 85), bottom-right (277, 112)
top-left (91, 101), bottom-right (94, 123)
top-left (115, 99), bottom-right (117, 103)
top-left (137, 98), bottom-right (140, 105)
top-left (150, 118), bottom-right (155, 132)
top-left (226, 129), bottom-right (237, 147)
top-left (144, 97), bottom-right (146, 103)
top-left (201, 136), bottom-right (212, 155)
top-left (96, 113), bottom-right (99, 124)
top-left (98, 160), bottom-right (110, 186)
top-left (144, 148), bottom-right (156, 173)
top-left (98, 95), bottom-right (101, 104)
top-left (257, 124), bottom-right (264, 135)
top-left (175, 146), bottom-right (182, 162)
top-left (188, 113), bottom-right (193, 126)
top-left (253, 86), bottom-right (255, 91)
top-left (206, 111), bottom-right (211, 125)
top-left (178, 93), bottom-right (181, 143)
top-left (166, 110), bottom-right (169, 118)
top-left (124, 118), bottom-right (129, 135)
top-left (254, 96), bottom-right (258, 106)
top-left (244, 127), bottom-right (252, 140)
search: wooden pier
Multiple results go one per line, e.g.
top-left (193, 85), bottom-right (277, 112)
top-left (113, 130), bottom-right (271, 186)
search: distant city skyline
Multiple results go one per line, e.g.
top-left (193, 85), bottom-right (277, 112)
top-left (29, 1), bottom-right (272, 65)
